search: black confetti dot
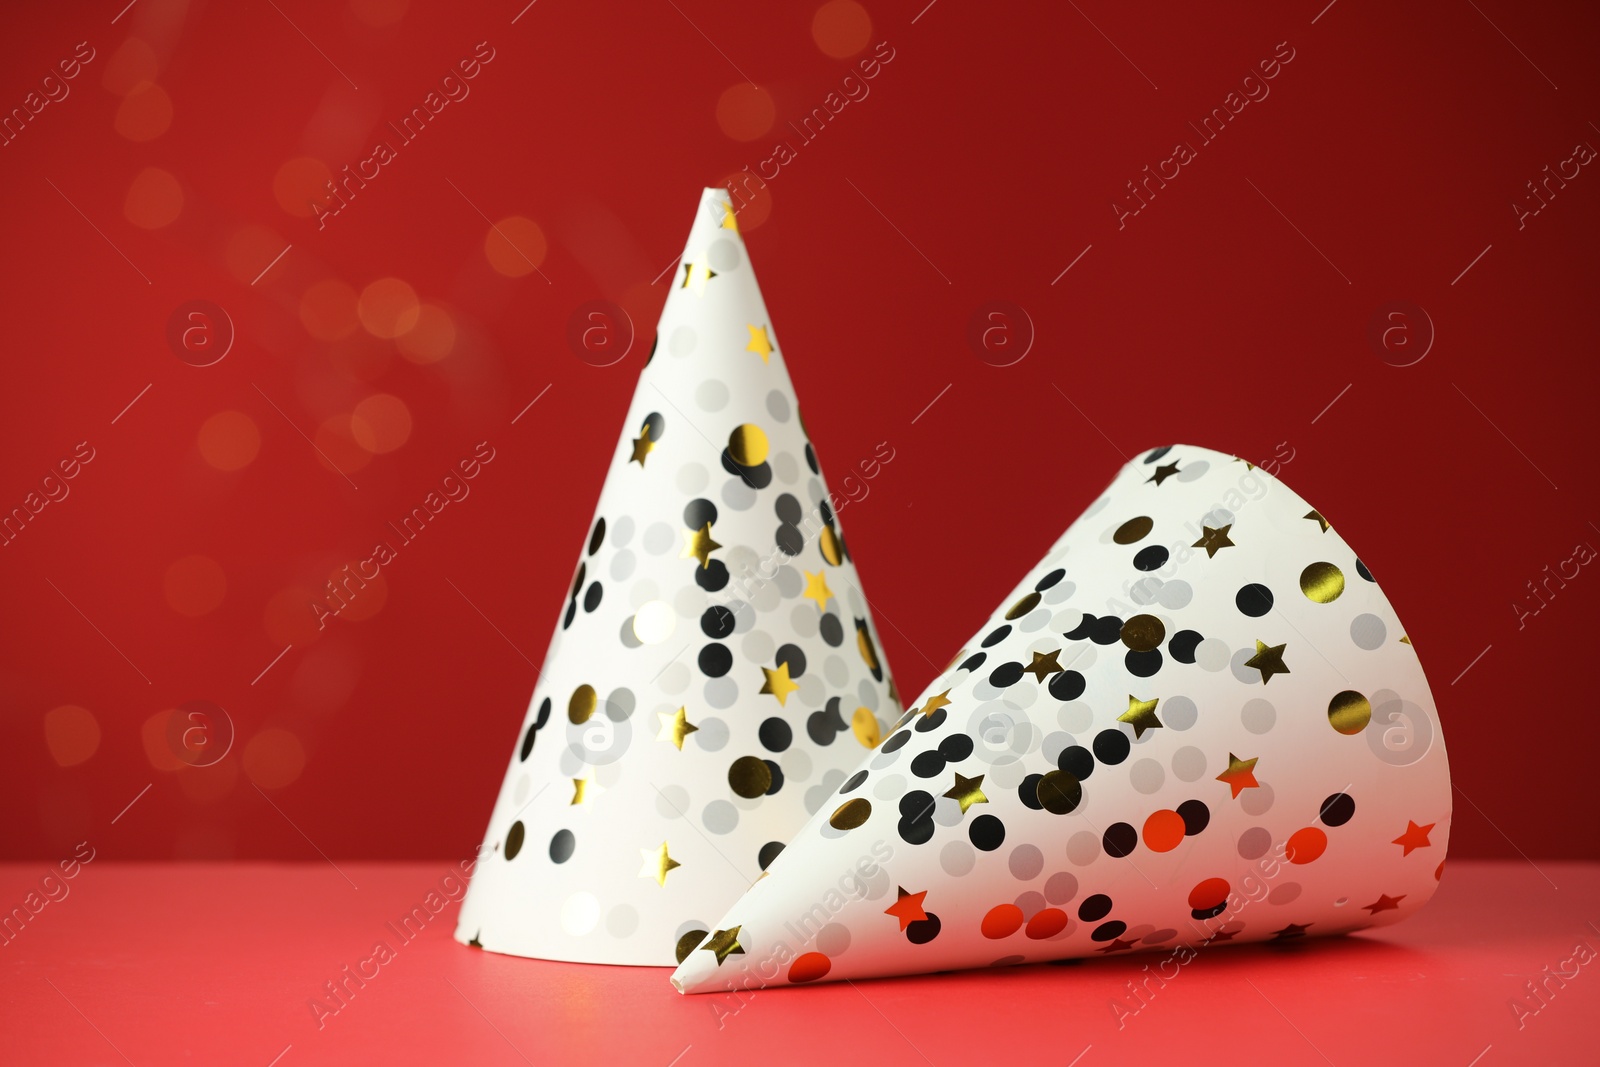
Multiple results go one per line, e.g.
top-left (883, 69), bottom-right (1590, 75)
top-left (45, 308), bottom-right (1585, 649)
top-left (914, 708), bottom-right (947, 732)
top-left (819, 613), bottom-right (844, 647)
top-left (1036, 568), bottom-right (1066, 591)
top-left (804, 443), bottom-right (819, 475)
top-left (911, 751), bottom-right (946, 778)
top-left (587, 518), bottom-right (606, 556)
top-left (1058, 745), bottom-right (1094, 780)
top-left (1091, 920), bottom-right (1128, 942)
top-left (775, 644), bottom-right (806, 677)
top-left (640, 412), bottom-right (665, 442)
top-left (959, 652), bottom-right (988, 672)
top-left (898, 817), bottom-right (935, 845)
top-left (1126, 649), bottom-right (1163, 677)
top-left (571, 563), bottom-right (587, 598)
top-left (701, 606), bottom-right (737, 639)
top-left (981, 625), bottom-right (1012, 648)
top-left (1018, 774), bottom-right (1044, 810)
top-left (774, 494), bottom-right (803, 525)
top-left (1357, 558), bottom-right (1375, 582)
top-left (1169, 630), bottom-right (1203, 664)
top-left (882, 731), bottom-right (912, 753)
top-left (549, 829), bottom-right (575, 864)
top-left (1093, 729), bottom-right (1130, 765)
top-left (1319, 792), bottom-right (1356, 827)
top-left (819, 501), bottom-right (835, 525)
top-left (807, 711), bottom-right (838, 745)
top-left (1133, 546), bottom-right (1169, 571)
top-left (758, 841), bottom-right (785, 870)
top-left (1236, 584), bottom-right (1274, 617)
top-left (906, 913), bottom-right (942, 944)
top-left (1048, 670), bottom-right (1086, 702)
top-left (519, 723), bottom-right (536, 761)
top-left (583, 582), bottom-right (603, 612)
top-left (759, 718), bottom-right (792, 752)
top-left (1177, 799), bottom-right (1211, 835)
top-left (763, 760), bottom-right (784, 795)
top-left (939, 734), bottom-right (974, 762)
top-left (1144, 446), bottom-right (1172, 463)
top-left (899, 790), bottom-right (934, 818)
top-left (562, 601), bottom-right (576, 629)
top-left (1091, 616), bottom-right (1124, 645)
top-left (698, 643), bottom-right (732, 677)
top-left (683, 498), bottom-right (717, 530)
top-left (989, 661), bottom-right (1025, 687)
top-left (1192, 901), bottom-right (1227, 921)
top-left (775, 525), bottom-right (805, 557)
top-left (694, 559), bottom-right (730, 592)
top-left (841, 770), bottom-right (868, 794)
top-left (534, 697), bottom-right (551, 730)
top-left (722, 451), bottom-right (773, 488)
top-left (504, 821), bottom-right (525, 860)
top-left (1078, 894), bottom-right (1113, 922)
top-left (1103, 823), bottom-right (1138, 857)
top-left (969, 815), bottom-right (1006, 851)
top-left (1064, 614), bottom-right (1095, 640)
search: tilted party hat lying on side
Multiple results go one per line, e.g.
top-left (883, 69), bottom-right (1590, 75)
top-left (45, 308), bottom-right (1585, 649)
top-left (455, 188), bottom-right (902, 965)
top-left (673, 444), bottom-right (1450, 990)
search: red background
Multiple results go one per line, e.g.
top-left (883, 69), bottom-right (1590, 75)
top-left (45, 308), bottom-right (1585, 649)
top-left (1, 0), bottom-right (1594, 865)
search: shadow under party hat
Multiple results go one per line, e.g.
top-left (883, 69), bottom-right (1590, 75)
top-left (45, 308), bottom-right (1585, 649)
top-left (672, 444), bottom-right (1450, 991)
top-left (455, 188), bottom-right (902, 965)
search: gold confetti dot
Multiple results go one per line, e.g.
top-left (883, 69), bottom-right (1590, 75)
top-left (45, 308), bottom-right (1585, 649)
top-left (1037, 770), bottom-right (1081, 814)
top-left (851, 707), bottom-right (880, 748)
top-left (728, 424), bottom-right (769, 466)
top-left (1328, 690), bottom-right (1371, 735)
top-left (819, 525), bottom-right (843, 565)
top-left (728, 755), bottom-right (772, 798)
top-left (1005, 592), bottom-right (1040, 620)
top-left (568, 684), bottom-right (598, 724)
top-left (675, 929), bottom-right (709, 963)
top-left (1114, 516), bottom-right (1153, 544)
top-left (829, 797), bottom-right (872, 830)
top-left (1121, 614), bottom-right (1165, 652)
top-left (1300, 562), bottom-right (1345, 603)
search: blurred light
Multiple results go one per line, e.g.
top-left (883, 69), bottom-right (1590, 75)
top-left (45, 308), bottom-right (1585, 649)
top-left (350, 0), bottom-right (409, 27)
top-left (396, 304), bottom-right (456, 363)
top-left (225, 225), bottom-right (288, 284)
top-left (329, 335), bottom-right (393, 383)
top-left (357, 277), bottom-right (420, 338)
top-left (197, 410), bottom-right (261, 471)
top-left (44, 705), bottom-right (100, 767)
top-left (327, 561), bottom-right (388, 622)
top-left (313, 414), bottom-right (375, 476)
top-left (722, 171), bottom-right (773, 231)
top-left (264, 586), bottom-right (325, 647)
top-left (242, 728), bottom-right (306, 790)
top-left (178, 758), bottom-right (238, 804)
top-left (141, 709), bottom-right (187, 772)
top-left (274, 157), bottom-right (332, 218)
top-left (124, 167), bottom-right (183, 229)
top-left (350, 393), bottom-right (412, 453)
top-left (114, 83), bottom-right (172, 141)
top-left (632, 601), bottom-right (676, 644)
top-left (101, 38), bottom-right (158, 96)
top-left (716, 83), bottom-right (775, 142)
top-left (164, 555), bottom-right (228, 617)
top-left (484, 216), bottom-right (547, 277)
top-left (299, 278), bottom-right (360, 340)
top-left (812, 0), bottom-right (872, 57)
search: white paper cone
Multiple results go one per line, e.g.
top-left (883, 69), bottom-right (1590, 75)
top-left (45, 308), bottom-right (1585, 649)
top-left (455, 189), bottom-right (902, 965)
top-left (672, 445), bottom-right (1450, 991)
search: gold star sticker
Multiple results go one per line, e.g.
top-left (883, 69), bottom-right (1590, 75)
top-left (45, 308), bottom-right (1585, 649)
top-left (1192, 524), bottom-right (1235, 558)
top-left (1363, 893), bottom-right (1406, 915)
top-left (883, 886), bottom-right (929, 930)
top-left (1304, 509), bottom-right (1331, 533)
top-left (629, 427), bottom-right (655, 466)
top-left (681, 522), bottom-right (722, 569)
top-left (1245, 640), bottom-right (1291, 684)
top-left (571, 778), bottom-right (588, 805)
top-left (1234, 456), bottom-right (1256, 471)
top-left (701, 926), bottom-right (744, 965)
top-left (1024, 648), bottom-right (1064, 683)
top-left (802, 569), bottom-right (833, 612)
top-left (760, 661), bottom-right (800, 706)
top-left (680, 261), bottom-right (717, 295)
top-left (943, 771), bottom-right (987, 814)
top-left (656, 706), bottom-right (699, 750)
top-left (1215, 753), bottom-right (1260, 798)
top-left (720, 201), bottom-right (739, 232)
top-left (1147, 461), bottom-right (1179, 486)
top-left (918, 689), bottom-right (952, 718)
top-left (1118, 695), bottom-right (1162, 738)
top-left (746, 324), bottom-right (774, 363)
top-left (467, 930), bottom-right (483, 948)
top-left (639, 841), bottom-right (681, 886)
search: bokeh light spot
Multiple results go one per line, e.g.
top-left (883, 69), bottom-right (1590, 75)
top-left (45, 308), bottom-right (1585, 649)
top-left (716, 83), bottom-right (775, 142)
top-left (812, 0), bottom-right (872, 58)
top-left (313, 414), bottom-right (375, 476)
top-left (124, 167), bottom-right (183, 229)
top-left (721, 173), bottom-right (772, 231)
top-left (264, 586), bottom-right (325, 647)
top-left (396, 304), bottom-right (456, 363)
top-left (274, 157), bottom-right (333, 218)
top-left (299, 279), bottom-right (360, 341)
top-left (164, 555), bottom-right (228, 617)
top-left (350, 0), bottom-right (409, 27)
top-left (44, 705), bottom-right (100, 767)
top-left (243, 728), bottom-right (307, 790)
top-left (141, 709), bottom-right (187, 772)
top-left (102, 38), bottom-right (159, 96)
top-left (357, 277), bottom-right (421, 338)
top-left (225, 226), bottom-right (288, 284)
top-left (484, 216), bottom-right (547, 277)
top-left (114, 83), bottom-right (173, 141)
top-left (350, 393), bottom-right (412, 454)
top-left (197, 410), bottom-right (261, 471)
top-left (326, 561), bottom-right (388, 622)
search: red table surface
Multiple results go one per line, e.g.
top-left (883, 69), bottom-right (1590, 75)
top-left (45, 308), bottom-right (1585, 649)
top-left (2, 861), bottom-right (1594, 1065)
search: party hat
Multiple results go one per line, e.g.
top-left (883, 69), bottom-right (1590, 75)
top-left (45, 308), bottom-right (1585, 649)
top-left (672, 444), bottom-right (1449, 991)
top-left (454, 189), bottom-right (902, 965)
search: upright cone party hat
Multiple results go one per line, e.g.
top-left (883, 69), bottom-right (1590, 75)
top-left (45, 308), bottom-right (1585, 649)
top-left (673, 445), bottom-right (1450, 991)
top-left (455, 189), bottom-right (902, 965)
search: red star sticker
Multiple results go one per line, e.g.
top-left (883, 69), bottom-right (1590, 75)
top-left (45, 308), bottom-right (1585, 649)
top-left (883, 886), bottom-right (929, 931)
top-left (1362, 893), bottom-right (1406, 915)
top-left (1202, 926), bottom-right (1240, 944)
top-left (1097, 937), bottom-right (1139, 953)
top-left (1271, 922), bottom-right (1313, 940)
top-left (1392, 820), bottom-right (1435, 856)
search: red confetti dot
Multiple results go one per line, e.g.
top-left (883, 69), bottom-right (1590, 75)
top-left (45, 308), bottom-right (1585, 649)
top-left (1025, 907), bottom-right (1069, 939)
top-left (1435, 860), bottom-right (1445, 881)
top-left (788, 952), bottom-right (831, 983)
top-left (1142, 809), bottom-right (1186, 853)
top-left (1286, 826), bottom-right (1328, 864)
top-left (1188, 877), bottom-right (1230, 911)
top-left (981, 903), bottom-right (1024, 939)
